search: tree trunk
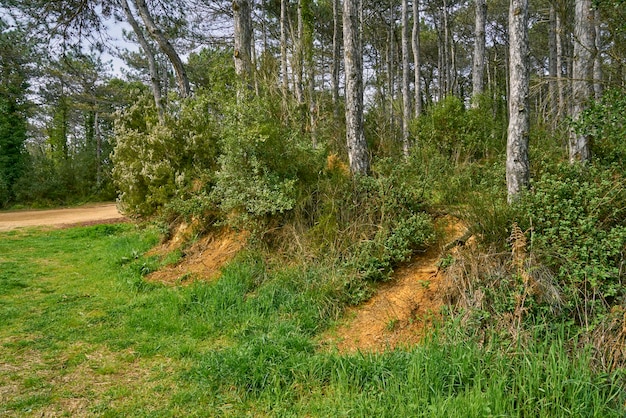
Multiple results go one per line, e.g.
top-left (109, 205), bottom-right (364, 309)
top-left (332, 0), bottom-right (341, 118)
top-left (412, 0), bottom-right (421, 117)
top-left (593, 8), bottom-right (603, 100)
top-left (121, 0), bottom-right (164, 122)
top-left (507, 0), bottom-right (530, 202)
top-left (569, 0), bottom-right (594, 163)
top-left (133, 0), bottom-right (190, 98)
top-left (233, 0), bottom-right (253, 82)
top-left (548, 3), bottom-right (558, 126)
top-left (344, 0), bottom-right (369, 175)
top-left (471, 0), bottom-right (487, 107)
top-left (401, 0), bottom-right (411, 155)
top-left (281, 0), bottom-right (289, 103)
top-left (294, 0), bottom-right (304, 104)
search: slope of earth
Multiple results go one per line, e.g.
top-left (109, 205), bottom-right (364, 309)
top-left (146, 228), bottom-right (248, 285)
top-left (0, 203), bottom-right (126, 231)
top-left (324, 217), bottom-right (468, 353)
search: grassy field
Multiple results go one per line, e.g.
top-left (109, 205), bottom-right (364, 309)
top-left (1, 224), bottom-right (624, 416)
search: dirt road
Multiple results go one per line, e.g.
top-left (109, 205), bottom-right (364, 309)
top-left (0, 203), bottom-right (127, 232)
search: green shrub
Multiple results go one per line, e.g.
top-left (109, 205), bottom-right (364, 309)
top-left (210, 94), bottom-right (323, 226)
top-left (412, 95), bottom-right (506, 163)
top-left (574, 88), bottom-right (626, 164)
top-left (517, 163), bottom-right (626, 323)
top-left (112, 93), bottom-right (220, 217)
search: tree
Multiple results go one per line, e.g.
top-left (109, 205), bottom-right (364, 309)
top-left (0, 23), bottom-right (30, 205)
top-left (233, 0), bottom-right (254, 82)
top-left (133, 0), bottom-right (191, 97)
top-left (120, 0), bottom-right (165, 122)
top-left (471, 0), bottom-right (487, 107)
top-left (412, 0), bottom-right (422, 117)
top-left (506, 0), bottom-right (530, 202)
top-left (344, 0), bottom-right (369, 175)
top-left (569, 0), bottom-right (594, 163)
top-left (401, 0), bottom-right (411, 155)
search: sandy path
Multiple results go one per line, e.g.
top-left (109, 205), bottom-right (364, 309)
top-left (0, 203), bottom-right (126, 232)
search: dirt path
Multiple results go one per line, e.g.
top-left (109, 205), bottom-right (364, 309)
top-left (324, 217), bottom-right (468, 353)
top-left (0, 203), bottom-right (126, 232)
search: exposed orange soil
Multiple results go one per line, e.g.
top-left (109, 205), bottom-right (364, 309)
top-left (146, 228), bottom-right (248, 285)
top-left (0, 203), bottom-right (126, 231)
top-left (325, 217), bottom-right (468, 353)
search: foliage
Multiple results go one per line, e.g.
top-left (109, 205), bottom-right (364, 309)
top-left (411, 95), bottom-right (507, 163)
top-left (574, 88), bottom-right (626, 164)
top-left (112, 92), bottom-right (220, 217)
top-left (516, 163), bottom-right (626, 324)
top-left (0, 23), bottom-right (30, 207)
top-left (210, 94), bottom-right (323, 226)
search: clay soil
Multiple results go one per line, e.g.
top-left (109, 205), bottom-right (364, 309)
top-left (323, 217), bottom-right (468, 353)
top-left (0, 203), bottom-right (126, 232)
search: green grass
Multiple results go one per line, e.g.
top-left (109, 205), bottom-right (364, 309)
top-left (1, 224), bottom-right (624, 416)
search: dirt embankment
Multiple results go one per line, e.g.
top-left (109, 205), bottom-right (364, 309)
top-left (0, 203), bottom-right (126, 232)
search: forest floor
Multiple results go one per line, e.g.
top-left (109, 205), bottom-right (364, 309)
top-left (0, 203), bottom-right (126, 231)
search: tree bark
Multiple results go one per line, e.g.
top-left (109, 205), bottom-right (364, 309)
top-left (120, 0), bottom-right (164, 122)
top-left (593, 8), bottom-right (603, 100)
top-left (133, 0), bottom-right (190, 98)
top-left (344, 0), bottom-right (369, 175)
top-left (281, 0), bottom-right (289, 103)
top-left (412, 0), bottom-right (421, 117)
top-left (401, 0), bottom-right (411, 155)
top-left (332, 0), bottom-right (341, 118)
top-left (507, 0), bottom-right (530, 202)
top-left (471, 0), bottom-right (487, 107)
top-left (233, 0), bottom-right (253, 82)
top-left (548, 3), bottom-right (558, 126)
top-left (569, 0), bottom-right (594, 163)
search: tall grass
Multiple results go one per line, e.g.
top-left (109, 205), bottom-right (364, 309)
top-left (0, 224), bottom-right (623, 416)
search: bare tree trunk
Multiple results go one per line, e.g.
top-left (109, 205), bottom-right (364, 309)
top-left (548, 3), bottom-right (558, 126)
top-left (95, 111), bottom-right (102, 187)
top-left (281, 0), bottom-right (289, 104)
top-left (507, 0), bottom-right (530, 202)
top-left (344, 0), bottom-right (369, 175)
top-left (133, 0), bottom-right (190, 97)
top-left (121, 0), bottom-right (164, 122)
top-left (593, 8), bottom-right (603, 99)
top-left (556, 9), bottom-right (565, 122)
top-left (401, 0), bottom-right (411, 155)
top-left (388, 4), bottom-right (395, 128)
top-left (332, 0), bottom-right (341, 117)
top-left (233, 0), bottom-right (253, 82)
top-left (294, 0), bottom-right (304, 104)
top-left (472, 0), bottom-right (487, 107)
top-left (442, 0), bottom-right (451, 95)
top-left (569, 0), bottom-right (594, 163)
top-left (412, 0), bottom-right (421, 117)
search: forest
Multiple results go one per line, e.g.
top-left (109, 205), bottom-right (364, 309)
top-left (1, 0), bottom-right (626, 415)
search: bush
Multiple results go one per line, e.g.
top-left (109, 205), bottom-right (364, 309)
top-left (516, 163), bottom-right (626, 323)
top-left (412, 95), bottom-right (506, 163)
top-left (574, 88), bottom-right (626, 165)
top-left (210, 94), bottom-right (323, 226)
top-left (112, 93), bottom-right (220, 217)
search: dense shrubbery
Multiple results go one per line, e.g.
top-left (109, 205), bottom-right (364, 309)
top-left (517, 163), bottom-right (626, 323)
top-left (112, 93), bottom-right (220, 216)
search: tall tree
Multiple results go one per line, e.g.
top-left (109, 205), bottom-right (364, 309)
top-left (120, 0), bottom-right (165, 122)
top-left (0, 23), bottom-right (29, 204)
top-left (506, 0), bottom-right (530, 202)
top-left (344, 0), bottom-right (369, 175)
top-left (412, 0), bottom-right (422, 117)
top-left (401, 0), bottom-right (411, 155)
top-left (332, 0), bottom-right (341, 117)
top-left (569, 0), bottom-right (594, 163)
top-left (233, 0), bottom-right (254, 83)
top-left (472, 0), bottom-right (487, 107)
top-left (133, 0), bottom-right (191, 97)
